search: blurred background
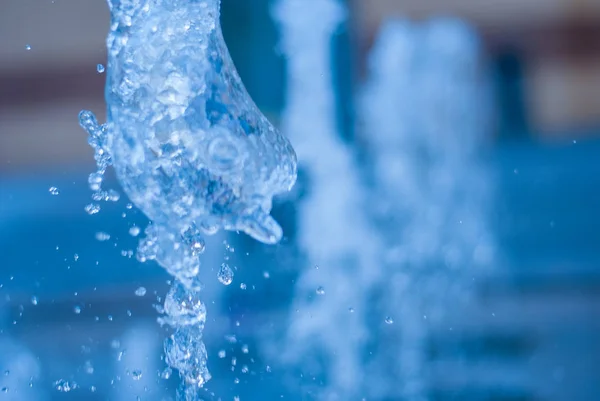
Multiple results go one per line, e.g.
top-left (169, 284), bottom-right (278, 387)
top-left (1, 0), bottom-right (600, 400)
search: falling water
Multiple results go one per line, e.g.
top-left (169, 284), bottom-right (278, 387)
top-left (78, 0), bottom-right (297, 399)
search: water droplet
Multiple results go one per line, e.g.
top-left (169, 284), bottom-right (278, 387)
top-left (384, 316), bottom-right (394, 324)
top-left (190, 240), bottom-right (205, 256)
top-left (84, 360), bottom-right (94, 374)
top-left (160, 367), bottom-right (172, 380)
top-left (217, 264), bottom-right (233, 285)
top-left (135, 287), bottom-right (147, 297)
top-left (31, 296), bottom-right (38, 305)
top-left (54, 379), bottom-right (78, 392)
top-left (316, 286), bottom-right (325, 295)
top-left (129, 226), bottom-right (141, 237)
top-left (96, 64), bottom-right (105, 73)
top-left (85, 203), bottom-right (101, 215)
top-left (95, 232), bottom-right (111, 241)
top-left (25, 44), bottom-right (31, 50)
top-left (132, 370), bottom-right (142, 380)
top-left (48, 186), bottom-right (59, 195)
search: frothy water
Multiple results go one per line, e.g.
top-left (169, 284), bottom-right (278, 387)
top-left (78, 0), bottom-right (297, 398)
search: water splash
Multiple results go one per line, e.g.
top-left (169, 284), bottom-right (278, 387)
top-left (79, 0), bottom-right (296, 398)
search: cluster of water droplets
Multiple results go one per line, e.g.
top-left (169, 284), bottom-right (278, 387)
top-left (79, 0), bottom-right (296, 398)
top-left (80, 111), bottom-right (119, 216)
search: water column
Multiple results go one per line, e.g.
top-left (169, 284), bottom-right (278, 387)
top-left (273, 0), bottom-right (381, 399)
top-left (359, 21), bottom-right (428, 401)
top-left (80, 0), bottom-right (297, 399)
top-left (360, 18), bottom-right (495, 400)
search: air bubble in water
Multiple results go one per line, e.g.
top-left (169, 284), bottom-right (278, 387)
top-left (218, 264), bottom-right (233, 286)
top-left (135, 287), bottom-right (147, 297)
top-left (132, 370), bottom-right (142, 380)
top-left (97, 64), bottom-right (105, 73)
top-left (384, 317), bottom-right (394, 324)
top-left (129, 226), bottom-right (141, 237)
top-left (316, 286), bottom-right (325, 295)
top-left (48, 186), bottom-right (59, 195)
top-left (31, 296), bottom-right (38, 306)
top-left (25, 44), bottom-right (31, 50)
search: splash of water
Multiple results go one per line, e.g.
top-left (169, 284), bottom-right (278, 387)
top-left (79, 0), bottom-right (296, 398)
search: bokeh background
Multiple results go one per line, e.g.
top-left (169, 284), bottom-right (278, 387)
top-left (1, 0), bottom-right (600, 400)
